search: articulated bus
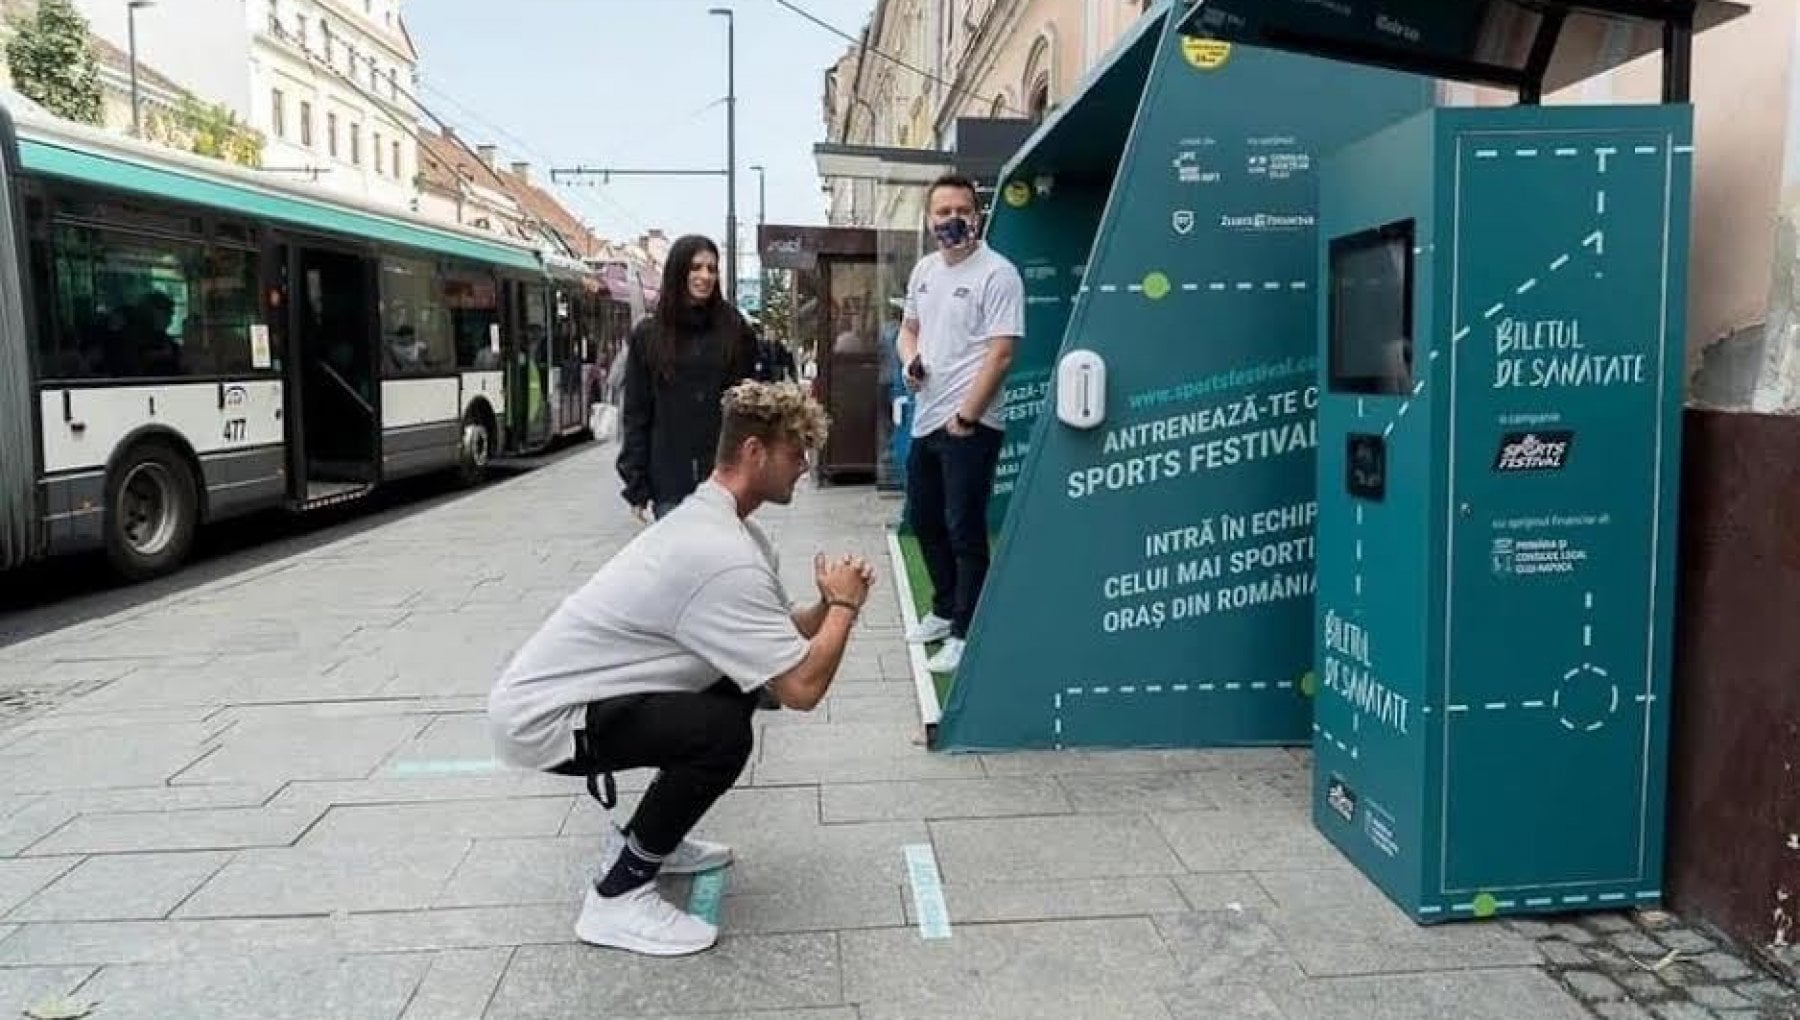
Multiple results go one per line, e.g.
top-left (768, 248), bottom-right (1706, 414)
top-left (0, 101), bottom-right (612, 582)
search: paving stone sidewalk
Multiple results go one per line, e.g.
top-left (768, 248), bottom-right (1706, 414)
top-left (0, 444), bottom-right (1791, 1019)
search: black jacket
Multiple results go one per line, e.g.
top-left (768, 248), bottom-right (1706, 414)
top-left (616, 308), bottom-right (757, 509)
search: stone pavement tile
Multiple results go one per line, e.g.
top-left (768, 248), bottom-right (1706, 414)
top-left (23, 805), bottom-right (323, 856)
top-left (823, 692), bottom-right (922, 725)
top-left (1202, 767), bottom-right (1314, 814)
top-left (433, 835), bottom-right (593, 908)
top-left (80, 951), bottom-right (433, 1020)
top-left (485, 934), bottom-right (842, 1018)
top-left (1253, 869), bottom-right (1541, 977)
top-left (297, 798), bottom-right (574, 849)
top-left (841, 918), bottom-right (1180, 1014)
top-left (174, 840), bottom-right (474, 917)
top-left (0, 966), bottom-right (98, 1017)
top-left (0, 916), bottom-right (336, 965)
top-left (0, 724), bottom-right (217, 793)
top-left (905, 876), bottom-right (1188, 925)
top-left (1059, 771), bottom-right (1224, 814)
top-left (1269, 968), bottom-right (1592, 1019)
top-left (0, 786), bottom-right (274, 856)
top-left (7, 850), bottom-right (231, 921)
top-left (398, 946), bottom-right (513, 1020)
top-left (1151, 808), bottom-right (1349, 873)
top-left (1159, 983), bottom-right (1290, 1020)
top-left (1172, 872), bottom-right (1282, 913)
top-left (752, 737), bottom-right (983, 785)
top-left (820, 776), bottom-right (1070, 823)
top-left (172, 715), bottom-right (428, 786)
top-left (723, 820), bottom-right (928, 898)
top-left (978, 747), bottom-right (1284, 777)
top-left (335, 904), bottom-right (574, 954)
top-left (858, 986), bottom-right (1177, 1020)
top-left (53, 663), bottom-right (283, 713)
top-left (0, 857), bottom-right (81, 914)
top-left (719, 879), bottom-right (907, 934)
top-left (1155, 909), bottom-right (1309, 988)
top-left (600, 1011), bottom-right (857, 1020)
top-left (7, 705), bottom-right (224, 736)
top-left (930, 814), bottom-right (1185, 882)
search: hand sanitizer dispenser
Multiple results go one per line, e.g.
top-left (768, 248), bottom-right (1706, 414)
top-left (1055, 349), bottom-right (1106, 429)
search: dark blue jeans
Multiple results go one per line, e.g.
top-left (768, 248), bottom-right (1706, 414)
top-left (905, 424), bottom-right (1003, 639)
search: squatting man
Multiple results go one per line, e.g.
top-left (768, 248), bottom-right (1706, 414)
top-left (487, 380), bottom-right (875, 956)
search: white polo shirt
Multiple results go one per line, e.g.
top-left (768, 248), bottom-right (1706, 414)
top-left (904, 243), bottom-right (1025, 437)
top-left (487, 481), bottom-right (809, 771)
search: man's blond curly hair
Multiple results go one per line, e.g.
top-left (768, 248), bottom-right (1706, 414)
top-left (717, 380), bottom-right (831, 462)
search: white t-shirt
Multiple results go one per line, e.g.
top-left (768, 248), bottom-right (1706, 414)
top-left (487, 480), bottom-right (810, 770)
top-left (904, 243), bottom-right (1025, 437)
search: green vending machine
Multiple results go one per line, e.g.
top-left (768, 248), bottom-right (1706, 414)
top-left (1310, 103), bottom-right (1693, 921)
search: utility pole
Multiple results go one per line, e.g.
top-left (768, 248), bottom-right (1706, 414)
top-left (710, 7), bottom-right (737, 305)
top-left (127, 1), bottom-right (155, 138)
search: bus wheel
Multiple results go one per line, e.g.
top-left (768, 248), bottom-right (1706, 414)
top-left (104, 441), bottom-right (198, 581)
top-left (457, 413), bottom-right (492, 487)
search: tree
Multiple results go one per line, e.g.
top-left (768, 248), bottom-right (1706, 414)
top-left (761, 268), bottom-right (794, 348)
top-left (5, 0), bottom-right (102, 126)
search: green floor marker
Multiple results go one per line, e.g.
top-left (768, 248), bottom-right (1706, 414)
top-left (1141, 271), bottom-right (1171, 299)
top-left (687, 868), bottom-right (727, 925)
top-left (1472, 893), bottom-right (1498, 919)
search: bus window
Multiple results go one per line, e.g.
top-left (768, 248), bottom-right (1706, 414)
top-left (379, 257), bottom-right (453, 375)
top-left (40, 223), bottom-right (248, 380)
top-left (442, 271), bottom-right (499, 370)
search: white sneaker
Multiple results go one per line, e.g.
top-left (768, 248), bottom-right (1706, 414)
top-left (600, 826), bottom-right (733, 876)
top-left (574, 883), bottom-right (717, 956)
top-left (906, 613), bottom-right (953, 644)
top-left (925, 637), bottom-right (965, 673)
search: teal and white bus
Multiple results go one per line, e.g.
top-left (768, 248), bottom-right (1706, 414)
top-left (0, 100), bottom-right (606, 581)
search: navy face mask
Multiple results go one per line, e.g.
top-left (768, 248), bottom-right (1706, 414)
top-left (932, 215), bottom-right (974, 248)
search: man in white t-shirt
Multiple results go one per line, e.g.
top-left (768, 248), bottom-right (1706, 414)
top-left (897, 173), bottom-right (1025, 674)
top-left (488, 381), bottom-right (874, 957)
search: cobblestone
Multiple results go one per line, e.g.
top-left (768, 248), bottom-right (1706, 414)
top-left (1595, 1003), bottom-right (1659, 1020)
top-left (1568, 971), bottom-right (1630, 1003)
top-left (1695, 953), bottom-right (1759, 982)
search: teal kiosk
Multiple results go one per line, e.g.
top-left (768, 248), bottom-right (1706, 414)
top-left (920, 1), bottom-right (1437, 750)
top-left (1172, 0), bottom-right (1742, 921)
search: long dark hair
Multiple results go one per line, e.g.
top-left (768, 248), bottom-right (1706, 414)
top-left (643, 234), bottom-right (726, 381)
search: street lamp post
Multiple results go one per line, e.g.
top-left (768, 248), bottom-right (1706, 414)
top-left (127, 0), bottom-right (155, 138)
top-left (749, 163), bottom-right (766, 226)
top-left (709, 7), bottom-right (737, 306)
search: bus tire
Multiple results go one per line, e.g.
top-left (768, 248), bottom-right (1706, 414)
top-left (457, 408), bottom-right (493, 487)
top-left (103, 439), bottom-right (199, 581)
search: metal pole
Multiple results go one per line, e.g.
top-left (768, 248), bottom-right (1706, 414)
top-left (711, 8), bottom-right (737, 306)
top-left (757, 165), bottom-right (766, 225)
top-left (128, 3), bottom-right (141, 137)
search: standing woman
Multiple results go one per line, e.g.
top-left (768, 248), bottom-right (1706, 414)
top-left (617, 235), bottom-right (759, 520)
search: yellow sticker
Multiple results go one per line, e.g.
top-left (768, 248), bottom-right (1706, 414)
top-left (1002, 180), bottom-right (1032, 208)
top-left (1182, 37), bottom-right (1232, 71)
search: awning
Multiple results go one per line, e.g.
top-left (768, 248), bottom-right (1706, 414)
top-left (811, 142), bottom-right (954, 184)
top-left (1177, 0), bottom-right (1750, 101)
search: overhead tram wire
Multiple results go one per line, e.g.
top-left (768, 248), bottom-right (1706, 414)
top-left (767, 0), bottom-right (1021, 116)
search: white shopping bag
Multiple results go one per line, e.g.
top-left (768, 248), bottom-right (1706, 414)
top-left (590, 402), bottom-right (619, 442)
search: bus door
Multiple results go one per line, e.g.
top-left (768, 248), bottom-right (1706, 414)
top-left (275, 236), bottom-right (380, 506)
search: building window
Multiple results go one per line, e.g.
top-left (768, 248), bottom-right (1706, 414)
top-left (270, 88), bottom-right (285, 138)
top-left (388, 68), bottom-right (398, 101)
top-left (299, 101), bottom-right (313, 147)
top-left (391, 140), bottom-right (401, 179)
top-left (295, 13), bottom-right (308, 49)
top-left (350, 124), bottom-right (361, 165)
top-left (1027, 76), bottom-right (1051, 121)
top-left (322, 21), bottom-right (333, 63)
top-left (374, 131), bottom-right (384, 174)
top-left (267, 0), bottom-right (279, 34)
top-left (327, 112), bottom-right (338, 157)
top-left (370, 61), bottom-right (379, 90)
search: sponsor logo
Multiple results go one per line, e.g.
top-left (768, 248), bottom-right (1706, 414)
top-left (223, 385), bottom-right (248, 407)
top-left (1327, 774), bottom-right (1358, 823)
top-left (1493, 430), bottom-right (1573, 472)
top-left (1219, 212), bottom-right (1316, 232)
top-left (1376, 14), bottom-right (1423, 44)
top-left (1180, 37), bottom-right (1232, 70)
top-left (1002, 180), bottom-right (1032, 208)
top-left (1172, 210), bottom-right (1195, 235)
top-left (1172, 151), bottom-right (1220, 185)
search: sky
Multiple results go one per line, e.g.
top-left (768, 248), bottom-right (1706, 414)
top-left (405, 0), bottom-right (880, 272)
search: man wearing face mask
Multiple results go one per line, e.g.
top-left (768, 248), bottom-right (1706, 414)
top-left (897, 173), bottom-right (1025, 674)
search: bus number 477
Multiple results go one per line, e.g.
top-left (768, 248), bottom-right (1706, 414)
top-left (222, 418), bottom-right (247, 442)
